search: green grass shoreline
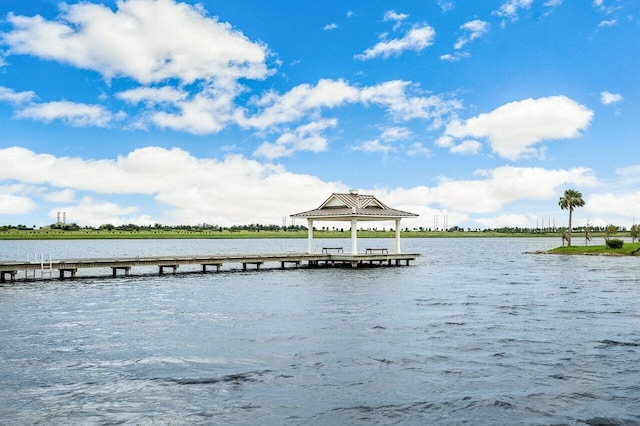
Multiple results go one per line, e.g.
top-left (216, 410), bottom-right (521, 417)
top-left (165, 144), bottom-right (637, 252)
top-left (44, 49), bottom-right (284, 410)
top-left (546, 243), bottom-right (640, 256)
top-left (0, 229), bottom-right (629, 241)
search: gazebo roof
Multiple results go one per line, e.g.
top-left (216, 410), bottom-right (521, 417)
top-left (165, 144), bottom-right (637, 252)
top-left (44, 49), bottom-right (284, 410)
top-left (291, 192), bottom-right (418, 221)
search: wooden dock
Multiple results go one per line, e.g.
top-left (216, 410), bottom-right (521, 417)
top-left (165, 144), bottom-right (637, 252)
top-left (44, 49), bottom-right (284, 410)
top-left (0, 252), bottom-right (419, 282)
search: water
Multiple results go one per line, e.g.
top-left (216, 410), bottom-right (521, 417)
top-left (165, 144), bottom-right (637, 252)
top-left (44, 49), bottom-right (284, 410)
top-left (1, 238), bottom-right (639, 425)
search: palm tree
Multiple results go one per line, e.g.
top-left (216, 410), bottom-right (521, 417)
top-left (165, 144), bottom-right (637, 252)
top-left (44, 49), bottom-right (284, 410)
top-left (558, 189), bottom-right (585, 246)
top-left (630, 224), bottom-right (640, 243)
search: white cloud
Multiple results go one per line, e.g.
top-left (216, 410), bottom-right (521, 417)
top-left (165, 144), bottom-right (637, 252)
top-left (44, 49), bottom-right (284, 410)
top-left (446, 16), bottom-right (495, 59)
top-left (437, 1), bottom-right (455, 12)
top-left (359, 80), bottom-right (462, 123)
top-left (544, 0), bottom-right (563, 6)
top-left (43, 189), bottom-right (75, 203)
top-left (3, 0), bottom-right (270, 85)
top-left (0, 86), bottom-right (36, 105)
top-left (150, 83), bottom-right (240, 134)
top-left (15, 101), bottom-right (118, 127)
top-left (440, 52), bottom-right (471, 62)
top-left (494, 0), bottom-right (534, 21)
top-left (118, 82), bottom-right (241, 134)
top-left (380, 126), bottom-right (412, 141)
top-left (252, 143), bottom-right (290, 160)
top-left (435, 135), bottom-right (454, 148)
top-left (586, 192), bottom-right (640, 217)
top-left (253, 119), bottom-right (337, 159)
top-left (437, 135), bottom-right (482, 154)
top-left (615, 165), bottom-right (640, 177)
top-left (600, 91), bottom-right (622, 105)
top-left (352, 139), bottom-right (397, 154)
top-left (238, 79), bottom-right (359, 129)
top-left (324, 23), bottom-right (338, 31)
top-left (598, 19), bottom-right (617, 27)
top-left (383, 10), bottom-right (409, 30)
top-left (351, 126), bottom-right (412, 155)
top-left (377, 165), bottom-right (597, 214)
top-left (53, 196), bottom-right (146, 226)
top-left (0, 193), bottom-right (37, 214)
top-left (239, 79), bottom-right (460, 132)
top-left (441, 96), bottom-right (593, 160)
top-left (454, 20), bottom-right (490, 50)
top-left (384, 10), bottom-right (409, 22)
top-left (406, 143), bottom-right (432, 157)
top-left (450, 140), bottom-right (482, 155)
top-left (117, 86), bottom-right (189, 105)
top-left (355, 24), bottom-right (436, 60)
top-left (592, 0), bottom-right (624, 14)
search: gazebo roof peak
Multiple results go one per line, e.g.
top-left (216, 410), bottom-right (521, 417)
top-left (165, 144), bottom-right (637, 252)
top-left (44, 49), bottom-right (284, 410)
top-left (291, 192), bottom-right (418, 221)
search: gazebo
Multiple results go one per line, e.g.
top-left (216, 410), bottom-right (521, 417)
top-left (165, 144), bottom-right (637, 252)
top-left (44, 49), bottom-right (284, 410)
top-left (291, 191), bottom-right (419, 255)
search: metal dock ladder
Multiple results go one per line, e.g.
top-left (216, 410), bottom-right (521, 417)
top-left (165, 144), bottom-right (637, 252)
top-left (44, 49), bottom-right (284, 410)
top-left (26, 253), bottom-right (53, 280)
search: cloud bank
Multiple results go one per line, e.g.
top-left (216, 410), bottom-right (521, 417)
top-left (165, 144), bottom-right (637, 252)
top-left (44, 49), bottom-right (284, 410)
top-left (0, 146), bottom-right (599, 227)
top-left (439, 96), bottom-right (593, 160)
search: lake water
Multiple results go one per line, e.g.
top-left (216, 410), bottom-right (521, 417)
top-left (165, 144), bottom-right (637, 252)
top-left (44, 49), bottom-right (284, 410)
top-left (1, 238), bottom-right (639, 425)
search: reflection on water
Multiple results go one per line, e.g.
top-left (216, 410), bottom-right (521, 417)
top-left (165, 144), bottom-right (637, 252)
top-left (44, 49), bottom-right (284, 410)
top-left (1, 238), bottom-right (639, 424)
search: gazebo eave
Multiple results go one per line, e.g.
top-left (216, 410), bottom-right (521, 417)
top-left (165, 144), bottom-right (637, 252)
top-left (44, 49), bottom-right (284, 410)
top-left (292, 215), bottom-right (413, 222)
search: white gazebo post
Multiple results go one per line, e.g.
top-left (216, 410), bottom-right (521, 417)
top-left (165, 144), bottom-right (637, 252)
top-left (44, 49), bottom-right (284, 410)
top-left (395, 219), bottom-right (402, 254)
top-left (351, 218), bottom-right (358, 255)
top-left (307, 218), bottom-right (314, 254)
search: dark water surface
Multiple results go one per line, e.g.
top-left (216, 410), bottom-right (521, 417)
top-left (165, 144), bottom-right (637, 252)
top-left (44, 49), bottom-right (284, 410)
top-left (1, 238), bottom-right (639, 425)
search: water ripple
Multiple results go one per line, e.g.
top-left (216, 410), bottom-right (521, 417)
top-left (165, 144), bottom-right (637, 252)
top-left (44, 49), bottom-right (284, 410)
top-left (1, 238), bottom-right (639, 424)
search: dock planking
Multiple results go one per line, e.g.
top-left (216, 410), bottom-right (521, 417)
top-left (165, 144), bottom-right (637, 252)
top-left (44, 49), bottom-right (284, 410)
top-left (0, 252), bottom-right (419, 282)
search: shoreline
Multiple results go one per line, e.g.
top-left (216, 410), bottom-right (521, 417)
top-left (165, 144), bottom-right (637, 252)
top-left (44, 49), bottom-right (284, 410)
top-left (532, 243), bottom-right (640, 257)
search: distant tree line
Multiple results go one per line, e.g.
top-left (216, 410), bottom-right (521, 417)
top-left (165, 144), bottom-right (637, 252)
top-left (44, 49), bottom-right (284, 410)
top-left (90, 223), bottom-right (310, 232)
top-left (0, 223), bottom-right (309, 232)
top-left (0, 223), bottom-right (636, 234)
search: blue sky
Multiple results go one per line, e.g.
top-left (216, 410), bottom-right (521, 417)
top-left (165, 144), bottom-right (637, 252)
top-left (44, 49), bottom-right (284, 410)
top-left (0, 0), bottom-right (638, 229)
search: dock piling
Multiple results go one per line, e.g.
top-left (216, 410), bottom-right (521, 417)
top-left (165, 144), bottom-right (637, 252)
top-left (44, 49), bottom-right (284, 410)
top-left (1, 271), bottom-right (17, 283)
top-left (112, 267), bottom-right (131, 277)
top-left (159, 265), bottom-right (178, 275)
top-left (201, 263), bottom-right (222, 273)
top-left (59, 268), bottom-right (77, 280)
